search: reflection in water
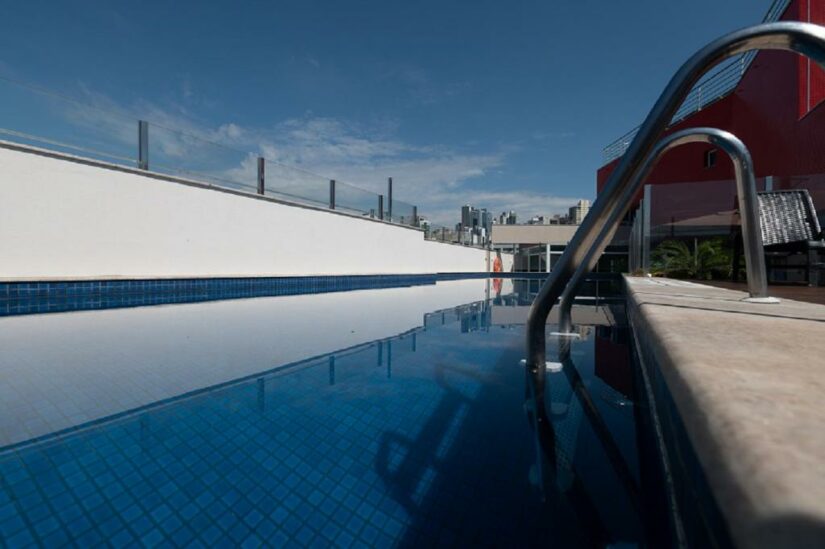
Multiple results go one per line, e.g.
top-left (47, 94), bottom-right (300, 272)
top-left (493, 276), bottom-right (623, 307)
top-left (523, 333), bottom-right (646, 547)
top-left (375, 363), bottom-right (484, 515)
top-left (0, 280), bottom-right (655, 547)
top-left (525, 363), bottom-right (611, 548)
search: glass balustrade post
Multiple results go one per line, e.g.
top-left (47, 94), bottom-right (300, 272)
top-left (387, 177), bottom-right (393, 222)
top-left (257, 157), bottom-right (265, 195)
top-left (138, 120), bottom-right (148, 170)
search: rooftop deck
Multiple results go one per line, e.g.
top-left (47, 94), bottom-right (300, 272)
top-left (625, 276), bottom-right (825, 548)
top-left (699, 279), bottom-right (825, 306)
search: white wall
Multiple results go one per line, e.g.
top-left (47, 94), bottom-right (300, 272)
top-left (0, 145), bottom-right (510, 280)
top-left (492, 223), bottom-right (580, 245)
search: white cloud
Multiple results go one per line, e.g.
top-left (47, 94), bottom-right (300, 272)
top-left (50, 85), bottom-right (579, 225)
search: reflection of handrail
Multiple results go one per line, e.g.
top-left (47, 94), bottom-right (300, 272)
top-left (523, 342), bottom-right (631, 544)
top-left (526, 22), bottom-right (825, 371)
top-left (558, 128), bottom-right (776, 333)
top-left (556, 338), bottom-right (641, 513)
top-left (374, 362), bottom-right (484, 514)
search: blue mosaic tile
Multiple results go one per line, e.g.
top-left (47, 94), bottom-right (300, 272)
top-left (0, 290), bottom-right (646, 546)
top-left (0, 274), bottom-right (479, 317)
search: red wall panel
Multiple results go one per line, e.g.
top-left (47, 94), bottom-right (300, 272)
top-left (597, 0), bottom-right (825, 208)
top-left (798, 0), bottom-right (825, 117)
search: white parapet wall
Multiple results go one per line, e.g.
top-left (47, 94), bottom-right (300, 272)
top-left (0, 144), bottom-right (513, 280)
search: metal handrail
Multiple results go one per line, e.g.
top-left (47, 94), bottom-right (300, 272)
top-left (557, 127), bottom-right (777, 333)
top-left (602, 61), bottom-right (744, 163)
top-left (601, 0), bottom-right (792, 164)
top-left (526, 22), bottom-right (825, 371)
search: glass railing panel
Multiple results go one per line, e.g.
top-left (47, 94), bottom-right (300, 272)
top-left (335, 180), bottom-right (380, 219)
top-left (263, 160), bottom-right (331, 209)
top-left (390, 199), bottom-right (416, 227)
top-left (149, 125), bottom-right (257, 194)
top-left (0, 77), bottom-right (137, 166)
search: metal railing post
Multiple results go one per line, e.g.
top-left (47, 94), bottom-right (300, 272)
top-left (412, 206), bottom-right (418, 227)
top-left (387, 177), bottom-right (393, 222)
top-left (138, 120), bottom-right (149, 170)
top-left (257, 157), bottom-right (265, 195)
top-left (641, 185), bottom-right (652, 274)
top-left (545, 244), bottom-right (551, 273)
top-left (528, 22), bottom-right (825, 367)
top-left (378, 195), bottom-right (384, 220)
top-left (329, 179), bottom-right (336, 210)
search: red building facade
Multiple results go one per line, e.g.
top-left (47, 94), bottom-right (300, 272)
top-left (597, 0), bottom-right (825, 222)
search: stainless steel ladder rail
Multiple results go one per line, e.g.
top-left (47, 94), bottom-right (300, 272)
top-left (526, 22), bottom-right (825, 370)
top-left (557, 127), bottom-right (777, 334)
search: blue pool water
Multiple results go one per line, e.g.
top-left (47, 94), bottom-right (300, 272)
top-left (0, 278), bottom-right (657, 547)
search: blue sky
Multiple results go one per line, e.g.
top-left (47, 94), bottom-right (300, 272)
top-left (0, 0), bottom-right (774, 224)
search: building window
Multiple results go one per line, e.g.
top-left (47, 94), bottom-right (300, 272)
top-left (704, 148), bottom-right (717, 169)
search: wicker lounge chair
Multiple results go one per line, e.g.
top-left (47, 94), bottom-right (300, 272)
top-left (733, 189), bottom-right (824, 286)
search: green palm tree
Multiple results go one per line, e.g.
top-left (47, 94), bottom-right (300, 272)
top-left (651, 238), bottom-right (731, 280)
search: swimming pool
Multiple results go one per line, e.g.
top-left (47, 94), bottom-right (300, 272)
top-left (0, 277), bottom-right (661, 547)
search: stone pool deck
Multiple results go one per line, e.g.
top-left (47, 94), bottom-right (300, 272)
top-left (624, 276), bottom-right (825, 549)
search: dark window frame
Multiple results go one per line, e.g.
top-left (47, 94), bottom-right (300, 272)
top-left (704, 148), bottom-right (718, 169)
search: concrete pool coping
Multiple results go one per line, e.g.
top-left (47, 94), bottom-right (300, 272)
top-left (624, 276), bottom-right (825, 548)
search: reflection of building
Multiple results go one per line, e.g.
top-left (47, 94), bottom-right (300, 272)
top-left (489, 277), bottom-right (621, 327)
top-left (424, 301), bottom-right (491, 333)
top-left (594, 326), bottom-right (633, 398)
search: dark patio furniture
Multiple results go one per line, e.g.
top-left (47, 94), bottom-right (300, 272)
top-left (734, 189), bottom-right (824, 286)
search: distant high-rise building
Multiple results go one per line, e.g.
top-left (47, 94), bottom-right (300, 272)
top-left (568, 200), bottom-right (591, 225)
top-left (481, 210), bottom-right (493, 234)
top-left (461, 205), bottom-right (474, 229)
top-left (506, 211), bottom-right (517, 225)
top-left (458, 205), bottom-right (493, 245)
